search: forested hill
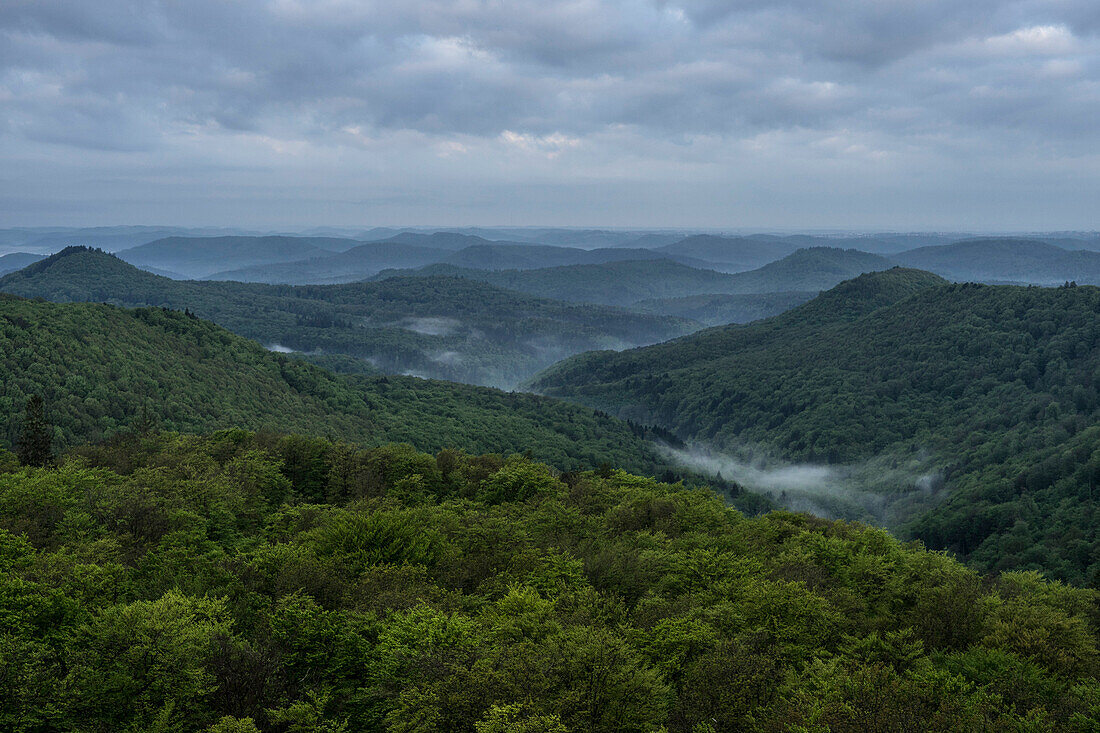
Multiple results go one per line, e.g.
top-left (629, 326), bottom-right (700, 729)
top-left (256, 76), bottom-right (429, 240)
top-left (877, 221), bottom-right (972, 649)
top-left (632, 291), bottom-right (817, 326)
top-left (725, 246), bottom-right (894, 293)
top-left (379, 247), bottom-right (895, 307)
top-left (893, 237), bottom-right (1100, 285)
top-left (530, 270), bottom-right (1100, 582)
top-left (0, 247), bottom-right (694, 388)
top-left (0, 294), bottom-right (675, 474)
top-left (3, 432), bottom-right (1097, 730)
top-left (117, 236), bottom-right (361, 278)
top-left (0, 252), bottom-right (44, 275)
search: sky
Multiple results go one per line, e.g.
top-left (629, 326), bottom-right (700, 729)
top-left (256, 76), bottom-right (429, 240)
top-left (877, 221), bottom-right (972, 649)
top-left (1, 0), bottom-right (1099, 230)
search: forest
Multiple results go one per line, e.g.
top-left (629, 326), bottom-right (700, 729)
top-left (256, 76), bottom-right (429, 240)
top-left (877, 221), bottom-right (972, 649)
top-left (530, 270), bottom-right (1100, 583)
top-left (2, 430), bottom-right (1099, 731)
top-left (0, 293), bottom-right (693, 478)
top-left (7, 233), bottom-right (1100, 729)
top-left (0, 248), bottom-right (692, 388)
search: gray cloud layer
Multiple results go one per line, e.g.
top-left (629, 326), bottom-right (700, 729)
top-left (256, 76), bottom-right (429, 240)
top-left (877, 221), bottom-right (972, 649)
top-left (1, 0), bottom-right (1098, 227)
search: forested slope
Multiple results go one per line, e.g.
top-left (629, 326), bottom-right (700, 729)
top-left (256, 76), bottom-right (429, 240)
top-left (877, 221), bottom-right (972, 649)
top-left (894, 238), bottom-right (1100, 285)
top-left (531, 269), bottom-right (1100, 582)
top-left (117, 236), bottom-right (360, 278)
top-left (0, 247), bottom-right (694, 388)
top-left (380, 247), bottom-right (893, 307)
top-left (0, 294), bottom-right (675, 474)
top-left (1, 432), bottom-right (1097, 731)
top-left (632, 291), bottom-right (816, 326)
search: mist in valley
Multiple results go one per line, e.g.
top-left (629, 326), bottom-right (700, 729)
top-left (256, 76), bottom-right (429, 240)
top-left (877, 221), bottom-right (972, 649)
top-left (659, 441), bottom-right (945, 528)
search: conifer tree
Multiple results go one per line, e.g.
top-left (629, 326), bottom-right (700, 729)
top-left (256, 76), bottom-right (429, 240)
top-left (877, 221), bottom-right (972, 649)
top-left (17, 394), bottom-right (52, 467)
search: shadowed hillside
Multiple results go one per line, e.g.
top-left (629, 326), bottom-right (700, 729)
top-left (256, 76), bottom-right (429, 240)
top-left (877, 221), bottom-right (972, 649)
top-left (530, 269), bottom-right (1100, 582)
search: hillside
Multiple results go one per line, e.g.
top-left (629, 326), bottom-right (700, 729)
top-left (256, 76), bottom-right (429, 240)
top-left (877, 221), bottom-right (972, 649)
top-left (0, 252), bottom-right (43, 275)
top-left (530, 269), bottom-right (1100, 582)
top-left (716, 247), bottom-right (894, 292)
top-left (2, 432), bottom-right (1095, 731)
top-left (0, 293), bottom-right (681, 474)
top-left (381, 247), bottom-right (894, 306)
top-left (0, 225), bottom-right (254, 254)
top-left (0, 247), bottom-right (695, 389)
top-left (633, 291), bottom-right (816, 326)
top-left (657, 233), bottom-right (961, 264)
top-left (208, 238), bottom-right (719, 284)
top-left (442, 243), bottom-right (717, 271)
top-left (205, 240), bottom-right (453, 284)
top-left (894, 237), bottom-right (1100, 285)
top-left (657, 234), bottom-right (799, 270)
top-left (117, 236), bottom-right (362, 278)
top-left (379, 260), bottom-right (744, 306)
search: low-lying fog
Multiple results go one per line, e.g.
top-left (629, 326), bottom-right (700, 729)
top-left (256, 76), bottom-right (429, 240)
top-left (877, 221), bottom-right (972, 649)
top-left (660, 442), bottom-right (944, 528)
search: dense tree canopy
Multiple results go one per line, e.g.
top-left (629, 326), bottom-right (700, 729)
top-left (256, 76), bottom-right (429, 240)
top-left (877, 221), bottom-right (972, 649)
top-left (1, 430), bottom-right (1098, 731)
top-left (0, 293), bottom-right (682, 477)
top-left (531, 270), bottom-right (1100, 583)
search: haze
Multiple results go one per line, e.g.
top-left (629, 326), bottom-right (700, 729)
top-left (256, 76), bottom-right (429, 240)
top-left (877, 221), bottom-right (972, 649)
top-left (2, 0), bottom-right (1099, 230)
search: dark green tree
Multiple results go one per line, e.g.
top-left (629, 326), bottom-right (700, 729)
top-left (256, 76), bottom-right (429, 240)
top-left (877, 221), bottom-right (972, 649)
top-left (17, 395), bottom-right (52, 467)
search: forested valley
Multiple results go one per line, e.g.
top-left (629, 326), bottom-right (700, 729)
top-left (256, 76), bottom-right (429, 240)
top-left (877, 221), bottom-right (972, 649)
top-left (5, 228), bottom-right (1100, 730)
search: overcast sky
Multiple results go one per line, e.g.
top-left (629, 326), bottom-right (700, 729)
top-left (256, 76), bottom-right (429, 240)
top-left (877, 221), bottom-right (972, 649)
top-left (2, 0), bottom-right (1098, 230)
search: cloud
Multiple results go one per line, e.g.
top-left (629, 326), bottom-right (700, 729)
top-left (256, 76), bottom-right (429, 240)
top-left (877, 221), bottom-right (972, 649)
top-left (1, 0), bottom-right (1099, 227)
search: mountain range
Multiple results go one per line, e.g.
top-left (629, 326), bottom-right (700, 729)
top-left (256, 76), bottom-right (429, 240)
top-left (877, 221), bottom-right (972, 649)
top-left (0, 247), bottom-right (694, 388)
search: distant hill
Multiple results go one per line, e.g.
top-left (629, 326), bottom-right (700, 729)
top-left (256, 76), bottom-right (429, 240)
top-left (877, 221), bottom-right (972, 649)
top-left (0, 252), bottom-right (44, 275)
top-left (383, 231), bottom-right (510, 251)
top-left (715, 247), bottom-right (895, 292)
top-left (633, 291), bottom-right (816, 326)
top-left (442, 243), bottom-right (717, 271)
top-left (117, 236), bottom-right (362, 278)
top-left (657, 233), bottom-right (964, 265)
top-left (380, 247), bottom-right (895, 306)
top-left (206, 240), bottom-right (453, 283)
top-left (3, 226), bottom-right (260, 255)
top-left (657, 234), bottom-right (799, 271)
top-left (209, 236), bottom-right (722, 284)
top-left (530, 268), bottom-right (1100, 582)
top-left (455, 228), bottom-right (665, 249)
top-left (1, 247), bottom-right (694, 389)
top-left (378, 260), bottom-right (742, 306)
top-left (893, 237), bottom-right (1100, 284)
top-left (0, 294), bottom-right (671, 473)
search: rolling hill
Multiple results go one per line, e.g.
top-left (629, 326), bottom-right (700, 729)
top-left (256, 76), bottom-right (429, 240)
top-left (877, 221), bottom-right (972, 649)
top-left (529, 268), bottom-right (1100, 582)
top-left (381, 247), bottom-right (895, 306)
top-left (633, 291), bottom-right (817, 326)
top-left (0, 293), bottom-right (675, 473)
top-left (0, 252), bottom-right (44, 275)
top-left (206, 236), bottom-right (721, 284)
top-left (0, 226), bottom-right (261, 255)
top-left (441, 243), bottom-right (714, 271)
top-left (0, 247), bottom-right (695, 388)
top-left (205, 240), bottom-right (453, 283)
top-left (117, 236), bottom-right (363, 278)
top-left (656, 233), bottom-right (964, 265)
top-left (893, 237), bottom-right (1100, 284)
top-left (657, 234), bottom-right (800, 271)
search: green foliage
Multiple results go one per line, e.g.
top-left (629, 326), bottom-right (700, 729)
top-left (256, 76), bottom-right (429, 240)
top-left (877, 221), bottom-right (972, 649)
top-left (16, 395), bottom-right (52, 467)
top-left (633, 290), bottom-right (816, 326)
top-left (531, 271), bottom-right (1100, 583)
top-left (0, 430), bottom-right (1098, 731)
top-left (0, 294), bottom-right (677, 475)
top-left (0, 247), bottom-right (693, 388)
